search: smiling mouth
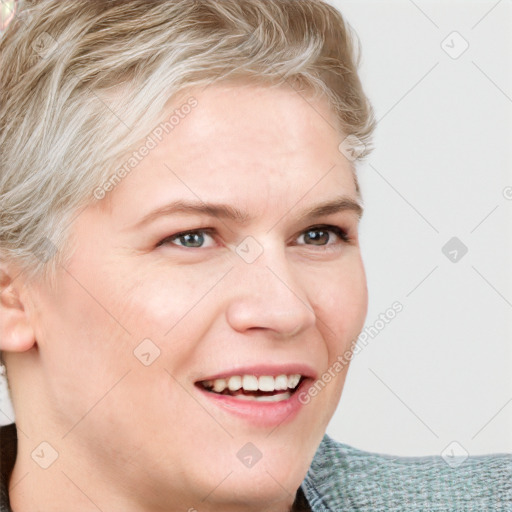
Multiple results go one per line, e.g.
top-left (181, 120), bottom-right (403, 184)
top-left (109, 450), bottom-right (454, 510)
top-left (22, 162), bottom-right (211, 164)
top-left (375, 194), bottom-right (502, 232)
top-left (196, 374), bottom-right (305, 402)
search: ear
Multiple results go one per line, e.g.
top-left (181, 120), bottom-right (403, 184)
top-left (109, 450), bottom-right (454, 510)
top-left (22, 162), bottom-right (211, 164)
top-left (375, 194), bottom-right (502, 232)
top-left (0, 263), bottom-right (37, 353)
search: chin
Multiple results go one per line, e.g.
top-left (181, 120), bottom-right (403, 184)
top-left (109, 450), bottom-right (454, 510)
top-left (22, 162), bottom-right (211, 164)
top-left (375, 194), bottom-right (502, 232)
top-left (180, 439), bottom-right (311, 510)
top-left (205, 476), bottom-right (297, 512)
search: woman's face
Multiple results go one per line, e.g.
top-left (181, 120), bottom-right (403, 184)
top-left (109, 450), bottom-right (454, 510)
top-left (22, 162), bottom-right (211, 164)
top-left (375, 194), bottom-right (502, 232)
top-left (22, 83), bottom-right (368, 510)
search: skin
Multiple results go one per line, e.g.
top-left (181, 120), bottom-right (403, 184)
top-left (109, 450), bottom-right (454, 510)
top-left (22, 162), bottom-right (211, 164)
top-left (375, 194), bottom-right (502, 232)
top-left (0, 82), bottom-right (368, 512)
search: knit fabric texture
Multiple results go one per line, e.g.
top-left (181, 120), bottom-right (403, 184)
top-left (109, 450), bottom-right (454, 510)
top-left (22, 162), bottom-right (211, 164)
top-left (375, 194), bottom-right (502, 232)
top-left (301, 433), bottom-right (512, 511)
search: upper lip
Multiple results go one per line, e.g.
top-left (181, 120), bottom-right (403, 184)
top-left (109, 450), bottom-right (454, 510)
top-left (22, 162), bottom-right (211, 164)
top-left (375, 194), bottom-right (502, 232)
top-left (195, 363), bottom-right (318, 383)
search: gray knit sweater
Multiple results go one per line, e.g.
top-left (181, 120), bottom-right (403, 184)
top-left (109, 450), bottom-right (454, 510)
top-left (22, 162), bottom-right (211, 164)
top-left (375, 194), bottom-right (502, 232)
top-left (1, 423), bottom-right (510, 511)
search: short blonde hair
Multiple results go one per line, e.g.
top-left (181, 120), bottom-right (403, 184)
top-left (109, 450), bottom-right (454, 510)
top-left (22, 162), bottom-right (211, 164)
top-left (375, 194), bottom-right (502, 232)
top-left (0, 0), bottom-right (375, 284)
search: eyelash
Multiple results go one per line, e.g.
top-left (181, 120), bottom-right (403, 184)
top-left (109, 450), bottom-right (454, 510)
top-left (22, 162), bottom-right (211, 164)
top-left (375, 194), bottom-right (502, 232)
top-left (156, 225), bottom-right (351, 250)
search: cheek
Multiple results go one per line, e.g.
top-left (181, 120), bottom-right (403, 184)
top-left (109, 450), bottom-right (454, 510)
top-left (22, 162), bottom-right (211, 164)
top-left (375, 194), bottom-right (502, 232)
top-left (309, 258), bottom-right (368, 359)
top-left (106, 262), bottom-right (227, 379)
top-left (32, 266), bottom-right (203, 429)
top-left (116, 262), bottom-right (218, 335)
top-left (30, 292), bottom-right (129, 428)
top-left (303, 262), bottom-right (367, 425)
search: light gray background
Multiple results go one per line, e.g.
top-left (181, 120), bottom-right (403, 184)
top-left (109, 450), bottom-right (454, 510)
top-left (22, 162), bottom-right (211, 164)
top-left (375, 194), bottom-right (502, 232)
top-left (325, 0), bottom-right (512, 456)
top-left (1, 0), bottom-right (511, 457)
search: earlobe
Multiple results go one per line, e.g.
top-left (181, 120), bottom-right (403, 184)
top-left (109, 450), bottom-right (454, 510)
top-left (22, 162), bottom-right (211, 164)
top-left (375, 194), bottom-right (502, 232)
top-left (0, 266), bottom-right (37, 353)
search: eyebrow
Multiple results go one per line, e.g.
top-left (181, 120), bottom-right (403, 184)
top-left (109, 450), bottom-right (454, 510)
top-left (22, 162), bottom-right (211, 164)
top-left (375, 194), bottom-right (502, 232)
top-left (131, 195), bottom-right (363, 230)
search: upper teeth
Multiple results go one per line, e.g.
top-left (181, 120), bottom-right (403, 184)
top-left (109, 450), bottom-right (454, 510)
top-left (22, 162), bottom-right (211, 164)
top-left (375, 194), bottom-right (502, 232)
top-left (202, 374), bottom-right (302, 393)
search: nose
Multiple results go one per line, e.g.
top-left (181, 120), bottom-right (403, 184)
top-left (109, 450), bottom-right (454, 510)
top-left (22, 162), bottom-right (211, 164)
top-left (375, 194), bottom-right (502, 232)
top-left (225, 250), bottom-right (317, 338)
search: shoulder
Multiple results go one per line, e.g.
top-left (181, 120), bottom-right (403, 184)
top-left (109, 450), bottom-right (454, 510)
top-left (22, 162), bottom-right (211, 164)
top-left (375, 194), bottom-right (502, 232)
top-left (301, 433), bottom-right (512, 512)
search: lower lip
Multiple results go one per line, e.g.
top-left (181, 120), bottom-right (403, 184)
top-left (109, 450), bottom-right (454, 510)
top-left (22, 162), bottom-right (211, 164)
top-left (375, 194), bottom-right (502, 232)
top-left (196, 379), bottom-right (312, 428)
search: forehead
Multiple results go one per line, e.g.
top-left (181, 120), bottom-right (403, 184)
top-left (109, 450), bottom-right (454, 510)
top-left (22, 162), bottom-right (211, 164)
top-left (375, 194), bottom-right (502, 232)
top-left (97, 82), bottom-right (358, 220)
top-left (175, 82), bottom-right (341, 153)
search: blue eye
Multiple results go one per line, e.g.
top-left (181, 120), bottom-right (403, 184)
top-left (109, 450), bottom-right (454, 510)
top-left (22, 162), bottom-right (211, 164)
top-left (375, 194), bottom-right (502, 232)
top-left (157, 229), bottom-right (216, 249)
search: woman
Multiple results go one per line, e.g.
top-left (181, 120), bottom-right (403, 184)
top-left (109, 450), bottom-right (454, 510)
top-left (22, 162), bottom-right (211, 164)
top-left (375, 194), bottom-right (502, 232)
top-left (0, 1), bottom-right (510, 511)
